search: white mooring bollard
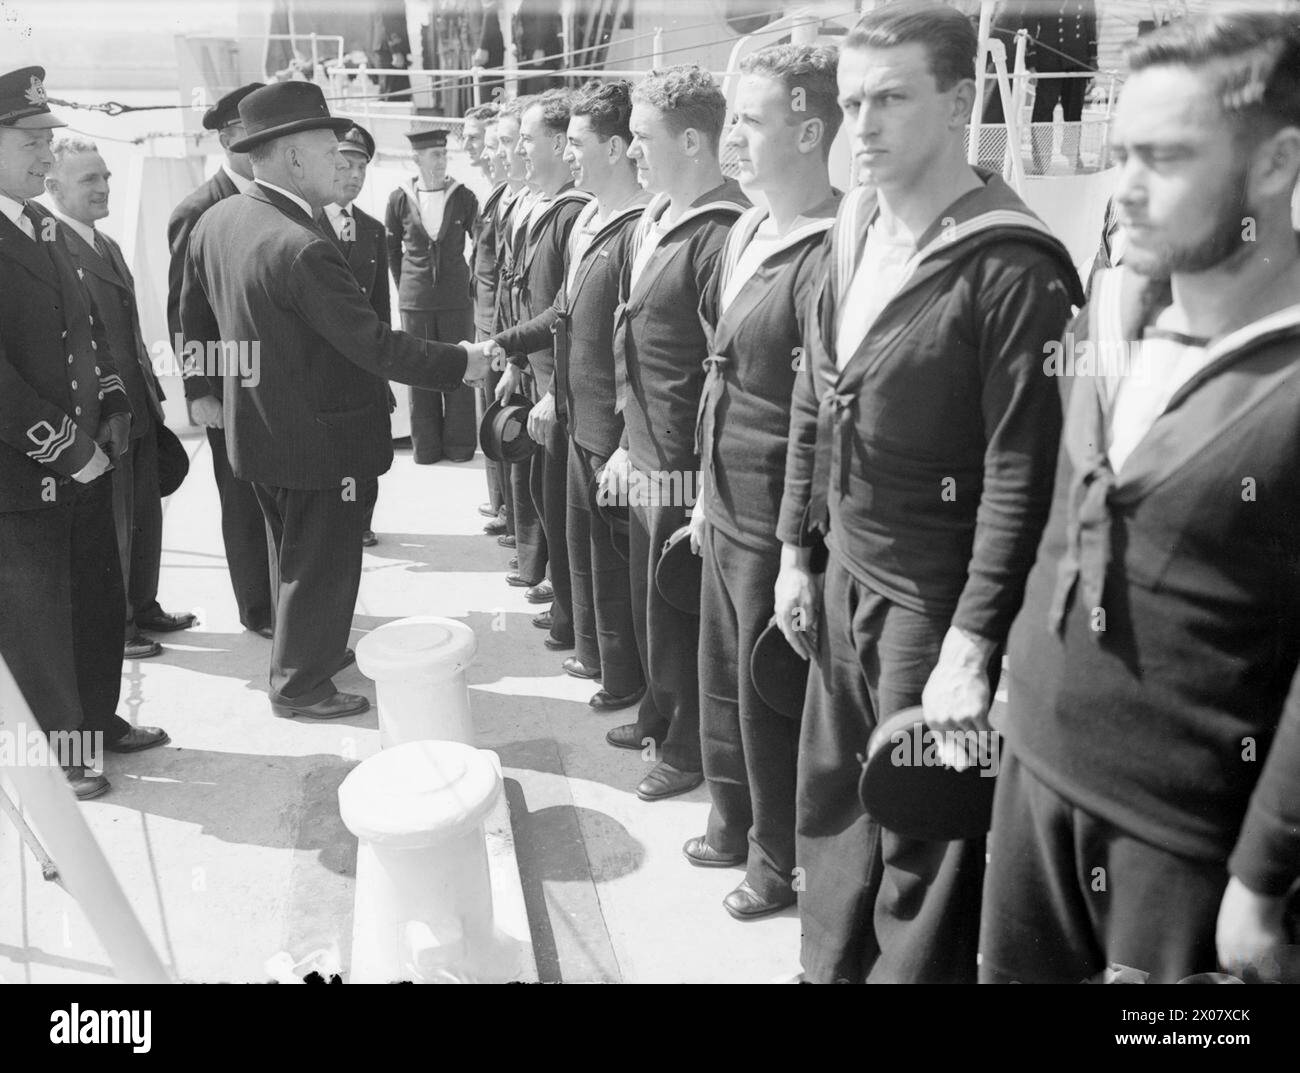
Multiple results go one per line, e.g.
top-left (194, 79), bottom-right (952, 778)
top-left (338, 740), bottom-right (521, 983)
top-left (355, 616), bottom-right (478, 747)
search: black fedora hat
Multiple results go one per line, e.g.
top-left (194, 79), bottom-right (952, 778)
top-left (750, 616), bottom-right (809, 721)
top-left (857, 706), bottom-right (1002, 842)
top-left (479, 393), bottom-right (537, 464)
top-left (588, 469), bottom-right (629, 561)
top-left (229, 81), bottom-right (352, 153)
top-left (654, 524), bottom-right (701, 616)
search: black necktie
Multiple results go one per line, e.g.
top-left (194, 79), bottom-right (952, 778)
top-left (21, 205), bottom-right (51, 263)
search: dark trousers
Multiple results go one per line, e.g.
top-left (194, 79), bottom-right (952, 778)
top-left (0, 475), bottom-right (130, 742)
top-left (509, 373), bottom-right (546, 582)
top-left (628, 469), bottom-right (700, 772)
top-left (359, 475), bottom-right (378, 534)
top-left (252, 480), bottom-right (372, 707)
top-left (700, 524), bottom-right (799, 902)
top-left (980, 748), bottom-right (1227, 983)
top-left (111, 427), bottom-right (163, 623)
top-left (208, 426), bottom-right (273, 633)
top-left (403, 308), bottom-right (477, 464)
top-left (531, 416), bottom-right (572, 643)
top-left (796, 556), bottom-right (983, 983)
top-left (567, 442), bottom-right (642, 696)
top-left (477, 329), bottom-right (506, 517)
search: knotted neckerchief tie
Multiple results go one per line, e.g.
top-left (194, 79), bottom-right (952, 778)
top-left (693, 354), bottom-right (729, 492)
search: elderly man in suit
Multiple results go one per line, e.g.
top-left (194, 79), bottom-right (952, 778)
top-left (167, 83), bottom-right (274, 640)
top-left (45, 135), bottom-right (195, 660)
top-left (0, 67), bottom-right (168, 800)
top-left (323, 122), bottom-right (391, 548)
top-left (180, 81), bottom-right (487, 720)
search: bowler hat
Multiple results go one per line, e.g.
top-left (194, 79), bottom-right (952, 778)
top-left (857, 706), bottom-right (1001, 842)
top-left (228, 81), bottom-right (352, 153)
top-left (479, 393), bottom-right (537, 464)
top-left (750, 617), bottom-right (809, 721)
top-left (202, 82), bottom-right (265, 131)
top-left (0, 66), bottom-right (66, 129)
top-left (654, 524), bottom-right (701, 616)
top-left (339, 122), bottom-right (375, 160)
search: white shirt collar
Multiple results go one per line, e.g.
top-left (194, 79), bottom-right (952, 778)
top-left (325, 202), bottom-right (352, 220)
top-left (0, 191), bottom-right (27, 229)
top-left (49, 207), bottom-right (98, 249)
top-left (254, 179), bottom-right (314, 220)
top-left (222, 161), bottom-right (253, 194)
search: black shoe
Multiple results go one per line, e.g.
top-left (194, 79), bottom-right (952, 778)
top-left (135, 608), bottom-right (196, 632)
top-left (335, 648), bottom-right (356, 674)
top-left (636, 761), bottom-right (703, 801)
top-left (65, 766), bottom-right (110, 800)
top-left (525, 579), bottom-right (553, 604)
top-left (124, 631), bottom-right (163, 660)
top-left (589, 686), bottom-right (646, 712)
top-left (483, 517), bottom-right (507, 535)
top-left (562, 656), bottom-right (600, 680)
top-left (606, 722), bottom-right (651, 751)
top-left (272, 691), bottom-right (370, 720)
top-left (506, 572), bottom-right (535, 588)
top-left (361, 530), bottom-right (378, 547)
top-left (444, 453), bottom-right (475, 463)
top-left (104, 726), bottom-right (170, 753)
top-left (723, 880), bottom-right (796, 921)
top-left (532, 609), bottom-right (553, 630)
top-left (497, 534), bottom-right (517, 549)
top-left (543, 634), bottom-right (574, 651)
top-left (682, 836), bottom-right (745, 868)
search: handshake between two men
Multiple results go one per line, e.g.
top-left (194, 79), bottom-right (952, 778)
top-left (459, 337), bottom-right (563, 448)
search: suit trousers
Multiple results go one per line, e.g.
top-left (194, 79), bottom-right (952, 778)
top-left (508, 372), bottom-right (546, 583)
top-left (112, 427), bottom-right (164, 624)
top-left (0, 475), bottom-right (130, 742)
top-left (979, 748), bottom-right (1228, 984)
top-left (252, 480), bottom-right (373, 707)
top-left (628, 469), bottom-right (701, 773)
top-left (566, 442), bottom-right (643, 696)
top-left (476, 329), bottom-right (506, 518)
top-left (700, 524), bottom-right (799, 902)
top-left (530, 416), bottom-right (572, 643)
top-left (359, 475), bottom-right (378, 535)
top-left (208, 426), bottom-right (273, 633)
top-left (402, 308), bottom-right (477, 464)
top-left (796, 556), bottom-right (984, 983)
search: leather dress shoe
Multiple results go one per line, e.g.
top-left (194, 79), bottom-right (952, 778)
top-left (525, 579), bottom-right (554, 604)
top-left (105, 726), bottom-right (170, 753)
top-left (543, 634), bottom-right (574, 651)
top-left (532, 609), bottom-right (553, 630)
top-left (636, 761), bottom-right (703, 802)
top-left (335, 648), bottom-right (356, 673)
top-left (124, 631), bottom-right (163, 660)
top-left (65, 766), bottom-right (110, 801)
top-left (497, 534), bottom-right (517, 549)
top-left (135, 608), bottom-right (196, 632)
top-left (723, 880), bottom-right (796, 921)
top-left (605, 722), bottom-right (653, 751)
top-left (249, 624), bottom-right (275, 639)
top-left (361, 530), bottom-right (378, 547)
top-left (483, 516), bottom-right (507, 536)
top-left (589, 686), bottom-right (646, 712)
top-left (478, 502), bottom-right (499, 518)
top-left (562, 656), bottom-right (600, 680)
top-left (682, 835), bottom-right (745, 868)
top-left (505, 572), bottom-right (535, 588)
top-left (273, 692), bottom-right (370, 720)
top-left (444, 453), bottom-right (475, 463)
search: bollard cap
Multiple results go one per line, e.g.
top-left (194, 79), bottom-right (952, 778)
top-left (338, 741), bottom-right (501, 848)
top-left (355, 616), bottom-right (478, 682)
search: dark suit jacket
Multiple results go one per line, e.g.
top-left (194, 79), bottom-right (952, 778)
top-left (0, 205), bottom-right (133, 512)
top-left (61, 223), bottom-right (165, 440)
top-left (385, 179), bottom-right (478, 312)
top-left (324, 202), bottom-right (390, 324)
top-left (167, 166), bottom-right (239, 401)
top-left (179, 182), bottom-right (467, 490)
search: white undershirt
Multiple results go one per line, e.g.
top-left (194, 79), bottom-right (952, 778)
top-left (720, 218), bottom-right (783, 314)
top-left (416, 184), bottom-right (447, 237)
top-left (565, 200), bottom-right (601, 295)
top-left (1105, 313), bottom-right (1213, 474)
top-left (629, 209), bottom-right (671, 293)
top-left (836, 217), bottom-right (919, 368)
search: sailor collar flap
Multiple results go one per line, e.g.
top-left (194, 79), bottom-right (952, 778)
top-left (524, 186), bottom-right (591, 251)
top-left (563, 199), bottom-right (646, 305)
top-left (625, 190), bottom-right (747, 310)
top-left (481, 181), bottom-right (508, 219)
top-left (403, 177), bottom-right (465, 242)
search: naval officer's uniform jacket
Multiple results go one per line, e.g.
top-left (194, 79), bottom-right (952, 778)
top-left (386, 177), bottom-right (479, 464)
top-left (495, 196), bottom-right (647, 694)
top-left (608, 177), bottom-right (750, 774)
top-left (166, 164), bottom-right (272, 633)
top-left (181, 181), bottom-right (468, 708)
top-left (693, 195), bottom-right (838, 902)
top-left (0, 200), bottom-right (135, 740)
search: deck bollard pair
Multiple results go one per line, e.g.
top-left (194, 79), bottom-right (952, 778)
top-left (337, 617), bottom-right (516, 983)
